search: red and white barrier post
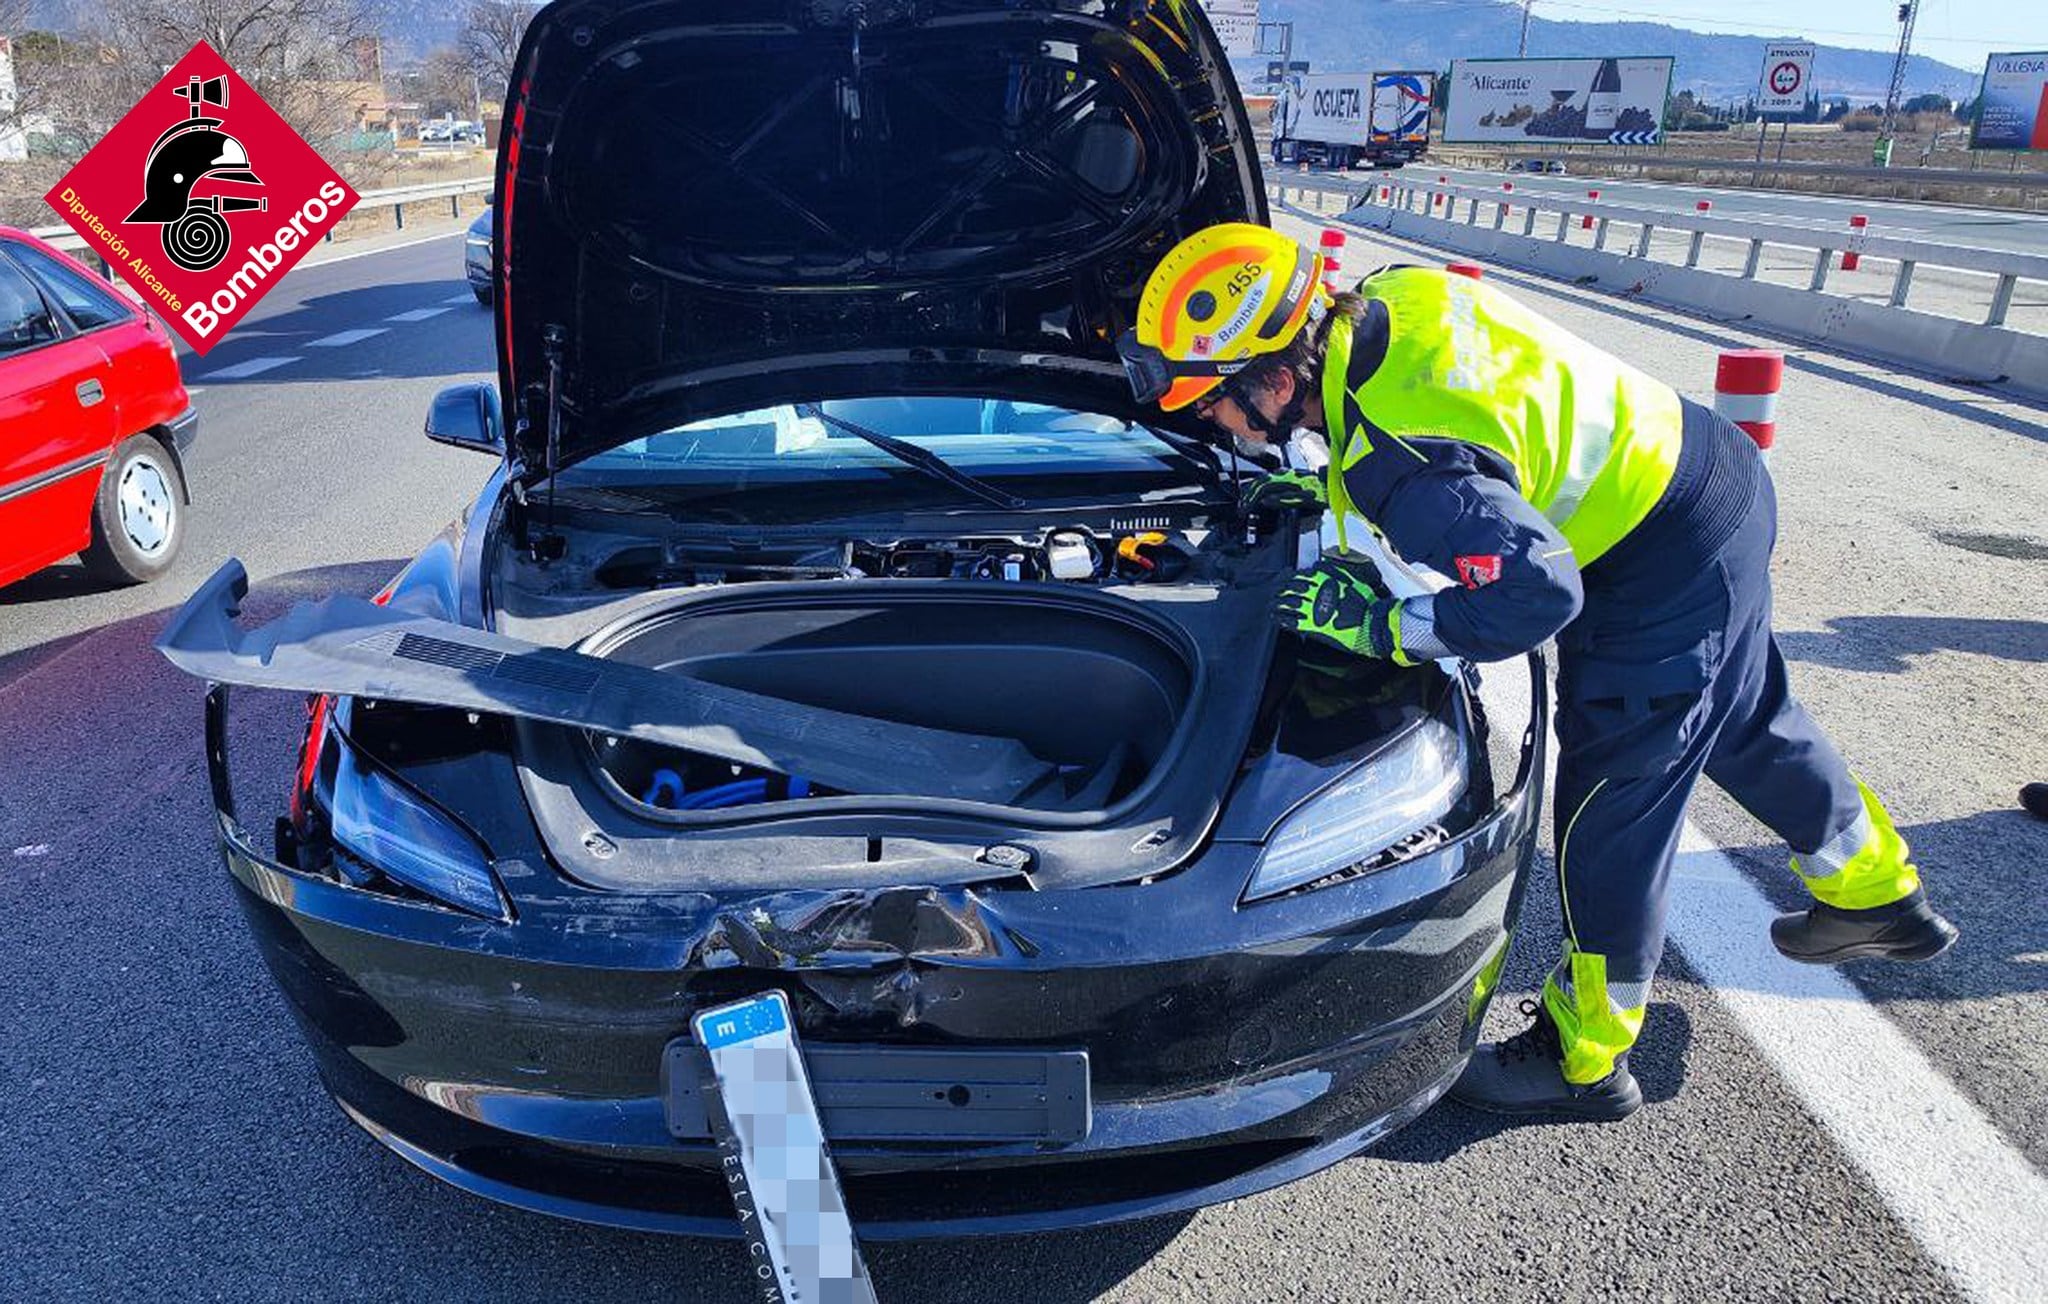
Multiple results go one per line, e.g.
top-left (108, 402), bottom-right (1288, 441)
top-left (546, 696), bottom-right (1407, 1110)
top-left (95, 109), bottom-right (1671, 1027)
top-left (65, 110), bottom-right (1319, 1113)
top-left (1686, 201), bottom-right (1710, 267)
top-left (1841, 214), bottom-right (1869, 271)
top-left (1714, 349), bottom-right (1783, 458)
top-left (1582, 190), bottom-right (1599, 230)
top-left (1445, 262), bottom-right (1484, 280)
top-left (1434, 175), bottom-right (1447, 208)
top-left (1318, 227), bottom-right (1347, 294)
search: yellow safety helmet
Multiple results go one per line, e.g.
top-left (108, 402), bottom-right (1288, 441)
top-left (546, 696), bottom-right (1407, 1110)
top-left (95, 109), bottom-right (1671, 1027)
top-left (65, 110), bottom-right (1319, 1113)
top-left (1116, 223), bottom-right (1329, 412)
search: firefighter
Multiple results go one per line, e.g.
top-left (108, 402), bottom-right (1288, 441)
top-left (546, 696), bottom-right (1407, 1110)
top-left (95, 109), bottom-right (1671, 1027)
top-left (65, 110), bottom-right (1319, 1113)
top-left (1116, 224), bottom-right (1957, 1119)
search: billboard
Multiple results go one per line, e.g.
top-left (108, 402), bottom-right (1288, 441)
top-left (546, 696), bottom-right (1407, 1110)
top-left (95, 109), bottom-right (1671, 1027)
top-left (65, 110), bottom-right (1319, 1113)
top-left (1445, 56), bottom-right (1673, 145)
top-left (1206, 1), bottom-right (1260, 58)
top-left (1971, 51), bottom-right (2048, 152)
top-left (1755, 42), bottom-right (1815, 116)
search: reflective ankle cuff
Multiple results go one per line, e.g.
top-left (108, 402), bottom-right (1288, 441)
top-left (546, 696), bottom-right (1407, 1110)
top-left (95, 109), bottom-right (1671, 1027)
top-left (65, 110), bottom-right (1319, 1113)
top-left (1793, 780), bottom-right (1920, 911)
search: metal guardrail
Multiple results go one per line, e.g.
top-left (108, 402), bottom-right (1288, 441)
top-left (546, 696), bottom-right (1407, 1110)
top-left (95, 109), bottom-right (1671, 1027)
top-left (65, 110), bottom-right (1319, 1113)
top-left (1273, 173), bottom-right (2048, 329)
top-left (27, 176), bottom-right (493, 258)
top-left (1428, 149), bottom-right (2048, 204)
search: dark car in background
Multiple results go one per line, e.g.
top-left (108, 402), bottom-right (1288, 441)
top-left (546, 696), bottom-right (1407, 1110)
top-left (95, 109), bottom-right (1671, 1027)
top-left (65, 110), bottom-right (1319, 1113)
top-left (0, 227), bottom-right (196, 590)
top-left (464, 206), bottom-right (491, 304)
top-left (158, 0), bottom-right (1546, 1241)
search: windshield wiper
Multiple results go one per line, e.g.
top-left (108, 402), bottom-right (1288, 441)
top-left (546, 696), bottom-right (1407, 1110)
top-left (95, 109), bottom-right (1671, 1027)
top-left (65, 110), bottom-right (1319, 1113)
top-left (794, 403), bottom-right (1026, 511)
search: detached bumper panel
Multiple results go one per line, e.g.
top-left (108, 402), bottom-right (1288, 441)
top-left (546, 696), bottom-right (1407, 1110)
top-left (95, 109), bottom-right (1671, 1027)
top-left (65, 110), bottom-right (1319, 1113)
top-left (663, 1043), bottom-right (1091, 1144)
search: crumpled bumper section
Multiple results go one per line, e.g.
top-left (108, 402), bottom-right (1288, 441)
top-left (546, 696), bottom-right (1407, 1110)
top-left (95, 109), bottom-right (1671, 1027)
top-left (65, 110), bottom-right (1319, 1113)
top-left (208, 686), bottom-right (1539, 1238)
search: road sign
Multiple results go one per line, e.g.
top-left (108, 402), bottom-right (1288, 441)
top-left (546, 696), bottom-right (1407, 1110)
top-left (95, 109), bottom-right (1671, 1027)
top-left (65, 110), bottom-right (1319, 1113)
top-left (1971, 51), bottom-right (2048, 152)
top-left (1756, 42), bottom-right (1815, 116)
top-left (1207, 1), bottom-right (1259, 57)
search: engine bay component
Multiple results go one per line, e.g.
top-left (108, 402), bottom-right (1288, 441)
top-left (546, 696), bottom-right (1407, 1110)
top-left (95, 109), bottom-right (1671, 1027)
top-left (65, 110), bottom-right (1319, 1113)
top-left (1045, 531), bottom-right (1097, 580)
top-left (1114, 531), bottom-right (1190, 582)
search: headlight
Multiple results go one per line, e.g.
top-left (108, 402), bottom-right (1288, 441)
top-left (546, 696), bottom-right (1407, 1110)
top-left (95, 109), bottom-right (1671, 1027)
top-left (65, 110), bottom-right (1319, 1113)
top-left (328, 743), bottom-right (508, 920)
top-left (1244, 718), bottom-right (1467, 902)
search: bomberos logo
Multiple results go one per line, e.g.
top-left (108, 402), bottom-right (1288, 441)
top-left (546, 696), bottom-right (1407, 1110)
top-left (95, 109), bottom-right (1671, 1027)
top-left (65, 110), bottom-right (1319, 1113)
top-left (44, 40), bottom-right (358, 353)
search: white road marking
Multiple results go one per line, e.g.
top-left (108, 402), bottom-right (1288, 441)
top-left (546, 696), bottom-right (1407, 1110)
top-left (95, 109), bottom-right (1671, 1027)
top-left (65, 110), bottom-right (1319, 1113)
top-left (306, 328), bottom-right (387, 348)
top-left (443, 292), bottom-right (478, 304)
top-left (1668, 835), bottom-right (2048, 1304)
top-left (196, 356), bottom-right (298, 380)
top-left (1467, 653), bottom-right (2046, 1302)
top-left (296, 228), bottom-right (468, 270)
top-left (385, 307), bottom-right (452, 323)
top-left (12, 844), bottom-right (50, 858)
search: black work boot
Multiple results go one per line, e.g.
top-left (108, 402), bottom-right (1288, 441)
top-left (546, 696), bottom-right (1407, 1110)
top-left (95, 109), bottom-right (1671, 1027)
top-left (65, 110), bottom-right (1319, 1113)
top-left (1770, 887), bottom-right (1958, 964)
top-left (2022, 783), bottom-right (2048, 821)
top-left (1450, 1000), bottom-right (1643, 1121)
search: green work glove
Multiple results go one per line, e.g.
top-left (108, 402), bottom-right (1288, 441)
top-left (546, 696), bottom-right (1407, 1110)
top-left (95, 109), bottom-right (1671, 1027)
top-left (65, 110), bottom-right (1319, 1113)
top-left (1243, 469), bottom-right (1326, 513)
top-left (1273, 558), bottom-right (1396, 659)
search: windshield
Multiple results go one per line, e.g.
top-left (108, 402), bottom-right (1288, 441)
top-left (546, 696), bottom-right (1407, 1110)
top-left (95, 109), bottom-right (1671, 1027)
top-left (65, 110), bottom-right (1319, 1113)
top-left (561, 397), bottom-right (1216, 511)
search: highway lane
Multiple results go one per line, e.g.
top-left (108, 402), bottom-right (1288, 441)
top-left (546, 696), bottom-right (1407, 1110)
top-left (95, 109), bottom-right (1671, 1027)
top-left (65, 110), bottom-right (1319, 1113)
top-left (1429, 164), bottom-right (2048, 255)
top-left (2, 225), bottom-right (2044, 1302)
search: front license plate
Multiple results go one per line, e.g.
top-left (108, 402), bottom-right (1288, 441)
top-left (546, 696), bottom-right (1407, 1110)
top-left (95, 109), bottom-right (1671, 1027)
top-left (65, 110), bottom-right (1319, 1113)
top-left (692, 992), bottom-right (878, 1304)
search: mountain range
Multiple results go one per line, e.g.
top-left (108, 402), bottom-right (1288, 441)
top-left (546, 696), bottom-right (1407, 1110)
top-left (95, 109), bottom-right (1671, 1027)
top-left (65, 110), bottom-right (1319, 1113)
top-left (12, 0), bottom-right (1983, 105)
top-left (1253, 0), bottom-right (1980, 103)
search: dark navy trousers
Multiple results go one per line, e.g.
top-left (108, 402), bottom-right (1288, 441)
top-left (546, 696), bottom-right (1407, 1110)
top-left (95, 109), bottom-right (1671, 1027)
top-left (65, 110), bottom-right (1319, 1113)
top-left (1551, 401), bottom-right (1867, 992)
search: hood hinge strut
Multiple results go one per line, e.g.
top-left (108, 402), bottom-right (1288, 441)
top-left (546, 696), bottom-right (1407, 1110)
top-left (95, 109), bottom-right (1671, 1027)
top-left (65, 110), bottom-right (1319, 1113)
top-left (529, 324), bottom-right (569, 563)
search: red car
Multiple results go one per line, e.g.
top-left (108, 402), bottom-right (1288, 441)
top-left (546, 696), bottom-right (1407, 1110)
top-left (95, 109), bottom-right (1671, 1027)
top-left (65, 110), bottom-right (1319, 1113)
top-left (0, 227), bottom-right (196, 589)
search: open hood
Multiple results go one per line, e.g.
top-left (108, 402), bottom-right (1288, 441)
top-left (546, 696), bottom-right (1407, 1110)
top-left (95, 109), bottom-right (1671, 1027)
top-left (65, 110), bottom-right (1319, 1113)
top-left (493, 0), bottom-right (1265, 478)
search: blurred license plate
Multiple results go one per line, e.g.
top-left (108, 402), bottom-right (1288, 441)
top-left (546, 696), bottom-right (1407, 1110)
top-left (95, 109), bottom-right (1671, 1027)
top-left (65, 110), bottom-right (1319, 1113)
top-left (692, 991), bottom-right (877, 1304)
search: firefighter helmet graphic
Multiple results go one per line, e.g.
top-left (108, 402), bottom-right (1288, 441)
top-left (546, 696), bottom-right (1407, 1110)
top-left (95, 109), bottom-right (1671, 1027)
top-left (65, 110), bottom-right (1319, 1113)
top-left (124, 74), bottom-right (267, 272)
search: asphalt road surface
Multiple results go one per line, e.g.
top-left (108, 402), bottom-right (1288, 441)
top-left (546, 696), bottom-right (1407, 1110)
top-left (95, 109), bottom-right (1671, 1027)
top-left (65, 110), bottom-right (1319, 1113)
top-left (1430, 164), bottom-right (2048, 257)
top-left (3, 219), bottom-right (2045, 1302)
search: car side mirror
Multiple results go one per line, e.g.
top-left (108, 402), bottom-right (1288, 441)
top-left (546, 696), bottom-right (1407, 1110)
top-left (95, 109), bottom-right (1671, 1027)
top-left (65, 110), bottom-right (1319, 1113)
top-left (425, 382), bottom-right (502, 453)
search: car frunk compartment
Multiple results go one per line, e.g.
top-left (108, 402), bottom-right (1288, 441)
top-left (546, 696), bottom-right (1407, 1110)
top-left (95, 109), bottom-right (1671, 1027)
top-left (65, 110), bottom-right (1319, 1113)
top-left (578, 587), bottom-right (1196, 814)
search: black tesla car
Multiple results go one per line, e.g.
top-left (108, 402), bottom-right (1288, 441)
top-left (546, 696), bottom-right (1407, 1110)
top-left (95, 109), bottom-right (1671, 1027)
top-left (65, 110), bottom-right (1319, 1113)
top-left (159, 0), bottom-right (1546, 1240)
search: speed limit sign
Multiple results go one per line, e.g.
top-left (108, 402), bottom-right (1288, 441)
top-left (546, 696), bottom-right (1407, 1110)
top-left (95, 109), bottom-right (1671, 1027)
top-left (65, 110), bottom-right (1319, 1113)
top-left (1758, 42), bottom-right (1816, 114)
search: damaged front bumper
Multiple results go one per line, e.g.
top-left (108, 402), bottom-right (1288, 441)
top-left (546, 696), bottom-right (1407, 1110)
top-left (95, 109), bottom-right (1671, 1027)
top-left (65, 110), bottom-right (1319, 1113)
top-left (202, 670), bottom-right (1543, 1238)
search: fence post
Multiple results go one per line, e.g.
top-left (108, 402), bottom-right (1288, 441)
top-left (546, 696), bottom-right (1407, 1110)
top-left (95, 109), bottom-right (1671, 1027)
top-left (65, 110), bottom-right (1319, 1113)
top-left (1889, 261), bottom-right (1916, 308)
top-left (1808, 248), bottom-right (1831, 292)
top-left (1685, 201), bottom-right (1709, 267)
top-left (1635, 223), bottom-right (1656, 258)
top-left (1987, 273), bottom-right (2017, 327)
top-left (1554, 211), bottom-right (1570, 242)
top-left (1594, 217), bottom-right (1610, 250)
top-left (1742, 238), bottom-right (1763, 278)
top-left (394, 202), bottom-right (405, 231)
top-left (1522, 205), bottom-right (1538, 236)
top-left (1582, 190), bottom-right (1599, 230)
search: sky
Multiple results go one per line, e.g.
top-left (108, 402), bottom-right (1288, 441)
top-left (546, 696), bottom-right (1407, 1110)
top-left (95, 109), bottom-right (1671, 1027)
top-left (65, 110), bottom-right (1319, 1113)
top-left (1535, 0), bottom-right (2040, 73)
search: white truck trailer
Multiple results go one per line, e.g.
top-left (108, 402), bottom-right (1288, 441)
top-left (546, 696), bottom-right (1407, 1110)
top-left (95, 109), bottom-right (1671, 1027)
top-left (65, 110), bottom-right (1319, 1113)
top-left (1272, 70), bottom-right (1435, 169)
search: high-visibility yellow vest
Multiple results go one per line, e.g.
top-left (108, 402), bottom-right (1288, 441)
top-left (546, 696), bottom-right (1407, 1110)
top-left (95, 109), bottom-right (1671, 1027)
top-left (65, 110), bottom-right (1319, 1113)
top-left (1319, 267), bottom-right (1684, 566)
